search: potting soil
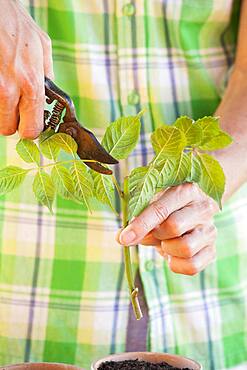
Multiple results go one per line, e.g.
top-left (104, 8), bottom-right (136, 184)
top-left (97, 359), bottom-right (192, 369)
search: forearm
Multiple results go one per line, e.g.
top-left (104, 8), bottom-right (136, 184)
top-left (214, 69), bottom-right (247, 202)
top-left (214, 0), bottom-right (247, 202)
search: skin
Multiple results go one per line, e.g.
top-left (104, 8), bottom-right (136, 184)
top-left (118, 0), bottom-right (247, 275)
top-left (1, 1), bottom-right (247, 276)
top-left (0, 0), bottom-right (54, 139)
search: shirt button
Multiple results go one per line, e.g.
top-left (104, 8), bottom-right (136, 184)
top-left (122, 3), bottom-right (136, 16)
top-left (145, 260), bottom-right (155, 272)
top-left (127, 90), bottom-right (140, 105)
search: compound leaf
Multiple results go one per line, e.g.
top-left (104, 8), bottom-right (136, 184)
top-left (156, 152), bottom-right (192, 189)
top-left (40, 133), bottom-right (77, 160)
top-left (93, 173), bottom-right (115, 211)
top-left (39, 128), bottom-right (56, 144)
top-left (51, 133), bottom-right (78, 155)
top-left (187, 154), bottom-right (201, 183)
top-left (0, 166), bottom-right (29, 195)
top-left (170, 152), bottom-right (192, 186)
top-left (51, 165), bottom-right (75, 199)
top-left (156, 158), bottom-right (176, 189)
top-left (174, 116), bottom-right (202, 146)
top-left (101, 114), bottom-right (142, 159)
top-left (196, 116), bottom-right (221, 145)
top-left (16, 139), bottom-right (40, 165)
top-left (197, 153), bottom-right (225, 208)
top-left (70, 161), bottom-right (93, 208)
top-left (128, 166), bottom-right (159, 219)
top-left (151, 125), bottom-right (186, 166)
top-left (40, 135), bottom-right (61, 160)
top-left (33, 171), bottom-right (55, 212)
top-left (198, 130), bottom-right (233, 151)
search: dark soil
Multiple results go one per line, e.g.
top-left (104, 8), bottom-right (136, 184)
top-left (98, 359), bottom-right (192, 370)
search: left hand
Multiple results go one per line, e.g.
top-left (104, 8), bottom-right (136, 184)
top-left (118, 183), bottom-right (219, 276)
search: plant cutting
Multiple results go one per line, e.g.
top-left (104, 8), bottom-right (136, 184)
top-left (0, 112), bottom-right (232, 320)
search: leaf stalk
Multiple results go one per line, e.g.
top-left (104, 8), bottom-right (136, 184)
top-left (122, 176), bottom-right (143, 320)
top-left (29, 158), bottom-right (97, 172)
top-left (112, 174), bottom-right (124, 199)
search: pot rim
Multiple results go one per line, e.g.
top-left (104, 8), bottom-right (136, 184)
top-left (91, 351), bottom-right (202, 370)
top-left (0, 363), bottom-right (84, 370)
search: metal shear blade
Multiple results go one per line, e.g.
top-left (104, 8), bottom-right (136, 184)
top-left (44, 77), bottom-right (118, 175)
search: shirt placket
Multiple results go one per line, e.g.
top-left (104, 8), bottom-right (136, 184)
top-left (116, 1), bottom-right (141, 116)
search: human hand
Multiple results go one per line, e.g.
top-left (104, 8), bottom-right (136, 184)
top-left (118, 183), bottom-right (219, 276)
top-left (0, 0), bottom-right (54, 139)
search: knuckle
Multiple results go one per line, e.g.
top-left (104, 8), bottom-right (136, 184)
top-left (181, 239), bottom-right (194, 258)
top-left (209, 199), bottom-right (219, 214)
top-left (169, 263), bottom-right (179, 274)
top-left (173, 183), bottom-right (185, 200)
top-left (189, 182), bottom-right (202, 200)
top-left (0, 126), bottom-right (16, 136)
top-left (0, 83), bottom-right (17, 103)
top-left (199, 200), bottom-right (214, 219)
top-left (21, 72), bottom-right (44, 98)
top-left (165, 215), bottom-right (181, 236)
top-left (187, 260), bottom-right (199, 276)
top-left (155, 245), bottom-right (164, 257)
top-left (151, 201), bottom-right (169, 224)
top-left (167, 258), bottom-right (178, 274)
top-left (202, 199), bottom-right (217, 216)
top-left (19, 128), bottom-right (41, 139)
top-left (137, 217), bottom-right (151, 233)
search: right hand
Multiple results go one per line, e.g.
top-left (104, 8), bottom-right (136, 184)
top-left (0, 0), bottom-right (54, 139)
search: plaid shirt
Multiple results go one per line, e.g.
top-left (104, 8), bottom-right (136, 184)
top-left (0, 1), bottom-right (247, 369)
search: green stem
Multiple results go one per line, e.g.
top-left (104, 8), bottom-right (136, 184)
top-left (122, 176), bottom-right (143, 320)
top-left (112, 175), bottom-right (123, 199)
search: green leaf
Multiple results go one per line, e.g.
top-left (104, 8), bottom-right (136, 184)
top-left (40, 132), bottom-right (77, 160)
top-left (70, 161), bottom-right (94, 208)
top-left (39, 128), bottom-right (55, 144)
top-left (16, 139), bottom-right (40, 164)
top-left (128, 166), bottom-right (159, 218)
top-left (92, 173), bottom-right (115, 210)
top-left (101, 114), bottom-right (141, 159)
top-left (39, 135), bottom-right (61, 160)
top-left (51, 165), bottom-right (75, 199)
top-left (156, 158), bottom-right (176, 189)
top-left (196, 116), bottom-right (221, 145)
top-left (151, 125), bottom-right (186, 166)
top-left (174, 116), bottom-right (202, 146)
top-left (0, 166), bottom-right (29, 195)
top-left (50, 133), bottom-right (78, 155)
top-left (170, 152), bottom-right (192, 186)
top-left (187, 154), bottom-right (201, 183)
top-left (33, 171), bottom-right (55, 212)
top-left (156, 152), bottom-right (192, 189)
top-left (197, 153), bottom-right (225, 208)
top-left (198, 130), bottom-right (233, 151)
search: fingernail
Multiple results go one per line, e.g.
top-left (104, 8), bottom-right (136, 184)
top-left (120, 228), bottom-right (137, 245)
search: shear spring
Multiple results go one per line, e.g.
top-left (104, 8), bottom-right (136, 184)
top-left (47, 101), bottom-right (64, 129)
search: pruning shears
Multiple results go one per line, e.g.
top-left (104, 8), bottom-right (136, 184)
top-left (44, 77), bottom-right (118, 175)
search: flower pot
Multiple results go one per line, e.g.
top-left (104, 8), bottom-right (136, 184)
top-left (0, 363), bottom-right (85, 370)
top-left (91, 352), bottom-right (202, 369)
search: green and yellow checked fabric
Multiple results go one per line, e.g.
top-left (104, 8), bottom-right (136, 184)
top-left (0, 1), bottom-right (247, 369)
